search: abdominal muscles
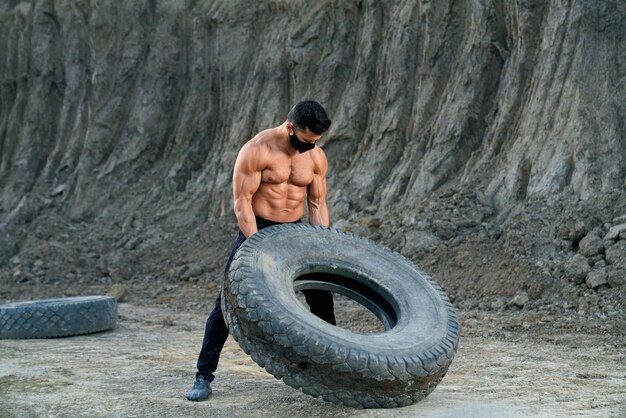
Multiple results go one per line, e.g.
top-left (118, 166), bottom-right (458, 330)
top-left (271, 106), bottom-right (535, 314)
top-left (251, 182), bottom-right (307, 222)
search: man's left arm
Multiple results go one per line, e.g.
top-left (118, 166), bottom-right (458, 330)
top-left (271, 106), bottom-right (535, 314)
top-left (308, 149), bottom-right (330, 227)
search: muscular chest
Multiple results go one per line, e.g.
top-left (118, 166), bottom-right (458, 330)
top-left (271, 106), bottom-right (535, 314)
top-left (261, 156), bottom-right (314, 187)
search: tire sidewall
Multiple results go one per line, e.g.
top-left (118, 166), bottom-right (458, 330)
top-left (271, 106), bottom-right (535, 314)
top-left (226, 224), bottom-right (458, 374)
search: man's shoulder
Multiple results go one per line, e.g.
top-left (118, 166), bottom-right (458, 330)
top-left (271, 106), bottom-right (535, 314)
top-left (236, 128), bottom-right (281, 169)
top-left (244, 127), bottom-right (279, 150)
top-left (310, 146), bottom-right (328, 171)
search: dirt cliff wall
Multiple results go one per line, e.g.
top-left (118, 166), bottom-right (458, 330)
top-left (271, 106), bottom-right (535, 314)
top-left (1, 1), bottom-right (624, 310)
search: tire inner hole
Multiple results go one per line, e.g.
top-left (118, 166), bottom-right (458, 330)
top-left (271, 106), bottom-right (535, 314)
top-left (293, 272), bottom-right (397, 333)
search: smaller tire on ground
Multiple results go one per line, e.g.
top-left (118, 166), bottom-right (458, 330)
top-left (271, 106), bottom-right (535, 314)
top-left (0, 296), bottom-right (118, 339)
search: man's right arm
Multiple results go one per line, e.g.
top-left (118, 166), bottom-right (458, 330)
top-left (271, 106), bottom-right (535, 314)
top-left (233, 143), bottom-right (263, 238)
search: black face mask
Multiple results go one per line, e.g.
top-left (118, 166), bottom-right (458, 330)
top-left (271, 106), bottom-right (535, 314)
top-left (289, 130), bottom-right (315, 153)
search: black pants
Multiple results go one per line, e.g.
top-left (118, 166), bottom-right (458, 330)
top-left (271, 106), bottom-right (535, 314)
top-left (195, 217), bottom-right (336, 381)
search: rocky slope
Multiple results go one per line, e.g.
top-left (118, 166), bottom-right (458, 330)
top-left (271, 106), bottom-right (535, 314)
top-left (0, 0), bottom-right (624, 326)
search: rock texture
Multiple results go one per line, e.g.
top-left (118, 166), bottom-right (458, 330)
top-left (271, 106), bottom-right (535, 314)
top-left (564, 254), bottom-right (591, 285)
top-left (0, 1), bottom-right (625, 313)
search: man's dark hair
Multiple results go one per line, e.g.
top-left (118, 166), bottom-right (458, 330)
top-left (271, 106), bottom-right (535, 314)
top-left (287, 100), bottom-right (331, 135)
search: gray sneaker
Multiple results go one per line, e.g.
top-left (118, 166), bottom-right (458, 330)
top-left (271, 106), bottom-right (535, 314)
top-left (186, 376), bottom-right (212, 401)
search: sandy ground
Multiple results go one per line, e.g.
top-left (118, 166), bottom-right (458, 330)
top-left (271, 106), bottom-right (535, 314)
top-left (1, 301), bottom-right (624, 418)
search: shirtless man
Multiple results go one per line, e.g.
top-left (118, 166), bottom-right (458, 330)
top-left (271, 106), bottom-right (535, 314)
top-left (186, 100), bottom-right (336, 401)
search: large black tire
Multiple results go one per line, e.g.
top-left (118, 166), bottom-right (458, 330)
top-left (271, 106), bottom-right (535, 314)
top-left (0, 296), bottom-right (118, 339)
top-left (222, 224), bottom-right (459, 408)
